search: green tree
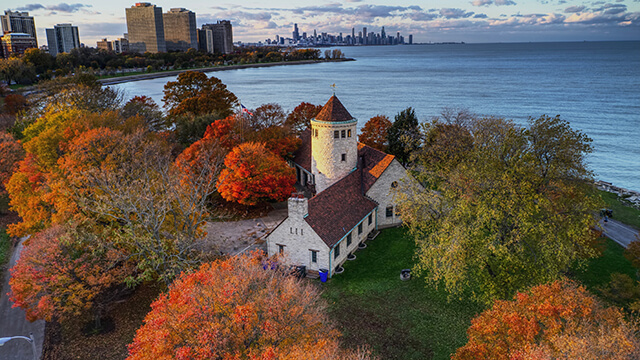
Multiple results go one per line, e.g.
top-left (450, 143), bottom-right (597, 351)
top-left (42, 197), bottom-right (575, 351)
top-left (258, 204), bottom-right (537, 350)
top-left (387, 107), bottom-right (420, 166)
top-left (0, 58), bottom-right (36, 85)
top-left (22, 48), bottom-right (55, 75)
top-left (399, 115), bottom-right (601, 302)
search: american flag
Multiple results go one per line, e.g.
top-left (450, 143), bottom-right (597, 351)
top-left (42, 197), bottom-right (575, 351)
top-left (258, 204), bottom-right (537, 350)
top-left (241, 104), bottom-right (253, 116)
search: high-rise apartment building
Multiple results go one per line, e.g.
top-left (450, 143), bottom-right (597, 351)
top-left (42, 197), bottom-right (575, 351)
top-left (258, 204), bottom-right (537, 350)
top-left (46, 23), bottom-right (80, 56)
top-left (1, 11), bottom-right (37, 46)
top-left (163, 8), bottom-right (197, 51)
top-left (0, 32), bottom-right (37, 58)
top-left (200, 20), bottom-right (233, 54)
top-left (97, 38), bottom-right (113, 52)
top-left (126, 2), bottom-right (166, 53)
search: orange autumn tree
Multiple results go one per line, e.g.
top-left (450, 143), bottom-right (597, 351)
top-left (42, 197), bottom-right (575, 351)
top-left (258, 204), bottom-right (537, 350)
top-left (9, 225), bottom-right (134, 327)
top-left (285, 102), bottom-right (323, 135)
top-left (453, 279), bottom-right (640, 360)
top-left (358, 115), bottom-right (392, 152)
top-left (162, 71), bottom-right (238, 117)
top-left (218, 142), bottom-right (295, 206)
top-left (127, 251), bottom-right (343, 360)
top-left (0, 131), bottom-right (24, 196)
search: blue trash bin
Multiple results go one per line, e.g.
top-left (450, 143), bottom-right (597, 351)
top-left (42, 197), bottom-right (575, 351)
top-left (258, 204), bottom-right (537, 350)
top-left (319, 268), bottom-right (328, 283)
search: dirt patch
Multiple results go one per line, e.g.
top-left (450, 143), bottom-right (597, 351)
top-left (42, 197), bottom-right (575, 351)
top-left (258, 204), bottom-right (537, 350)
top-left (42, 284), bottom-right (161, 360)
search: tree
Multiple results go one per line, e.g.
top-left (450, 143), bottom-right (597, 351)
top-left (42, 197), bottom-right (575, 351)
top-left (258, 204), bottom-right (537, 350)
top-left (249, 103), bottom-right (286, 130)
top-left (624, 234), bottom-right (640, 270)
top-left (9, 225), bottom-right (134, 327)
top-left (127, 251), bottom-right (344, 360)
top-left (0, 131), bottom-right (24, 196)
top-left (22, 48), bottom-right (55, 75)
top-left (399, 115), bottom-right (601, 302)
top-left (285, 102), bottom-right (323, 135)
top-left (0, 58), bottom-right (36, 85)
top-left (162, 71), bottom-right (238, 117)
top-left (218, 142), bottom-right (296, 206)
top-left (453, 280), bottom-right (640, 360)
top-left (121, 95), bottom-right (165, 132)
top-left (386, 107), bottom-right (420, 166)
top-left (2, 94), bottom-right (27, 115)
top-left (358, 115), bottom-right (392, 152)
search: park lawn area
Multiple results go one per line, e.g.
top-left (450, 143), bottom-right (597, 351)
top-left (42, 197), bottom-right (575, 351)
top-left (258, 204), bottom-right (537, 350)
top-left (0, 228), bottom-right (10, 269)
top-left (600, 190), bottom-right (640, 229)
top-left (572, 237), bottom-right (636, 292)
top-left (322, 227), bottom-right (483, 360)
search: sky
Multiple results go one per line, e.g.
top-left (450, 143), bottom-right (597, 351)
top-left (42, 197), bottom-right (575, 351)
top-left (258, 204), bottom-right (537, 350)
top-left (7, 0), bottom-right (640, 47)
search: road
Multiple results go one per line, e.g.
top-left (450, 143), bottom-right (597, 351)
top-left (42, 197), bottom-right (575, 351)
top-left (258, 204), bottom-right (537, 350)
top-left (0, 237), bottom-right (45, 360)
top-left (600, 219), bottom-right (639, 248)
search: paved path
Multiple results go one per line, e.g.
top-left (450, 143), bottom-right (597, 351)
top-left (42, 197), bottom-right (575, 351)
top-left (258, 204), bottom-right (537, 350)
top-left (0, 237), bottom-right (45, 360)
top-left (600, 219), bottom-right (639, 248)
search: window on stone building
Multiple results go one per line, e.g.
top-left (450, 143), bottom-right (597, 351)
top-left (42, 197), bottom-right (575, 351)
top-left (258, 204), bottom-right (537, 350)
top-left (290, 227), bottom-right (292, 234)
top-left (386, 206), bottom-right (393, 218)
top-left (334, 130), bottom-right (339, 139)
top-left (341, 130), bottom-right (346, 138)
top-left (278, 244), bottom-right (285, 254)
top-left (341, 153), bottom-right (346, 161)
top-left (334, 243), bottom-right (340, 258)
top-left (310, 250), bottom-right (318, 263)
top-left (358, 223), bottom-right (363, 234)
top-left (348, 129), bottom-right (352, 137)
top-left (368, 213), bottom-right (372, 225)
top-left (391, 181), bottom-right (398, 188)
top-left (314, 129), bottom-right (318, 137)
top-left (301, 229), bottom-right (304, 235)
top-left (347, 233), bottom-right (352, 247)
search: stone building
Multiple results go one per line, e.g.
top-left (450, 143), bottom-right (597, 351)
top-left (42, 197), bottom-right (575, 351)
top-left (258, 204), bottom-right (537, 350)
top-left (163, 8), bottom-right (197, 52)
top-left (125, 2), bottom-right (166, 53)
top-left (266, 96), bottom-right (419, 278)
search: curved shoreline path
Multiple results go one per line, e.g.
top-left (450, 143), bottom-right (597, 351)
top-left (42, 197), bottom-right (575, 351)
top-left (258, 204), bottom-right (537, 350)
top-left (600, 219), bottom-right (639, 248)
top-left (99, 58), bottom-right (354, 85)
top-left (0, 236), bottom-right (45, 360)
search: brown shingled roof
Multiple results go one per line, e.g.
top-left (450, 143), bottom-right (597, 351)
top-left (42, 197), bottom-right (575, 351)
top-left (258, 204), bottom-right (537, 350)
top-left (314, 95), bottom-right (354, 122)
top-left (293, 129), bottom-right (312, 172)
top-left (305, 170), bottom-right (378, 248)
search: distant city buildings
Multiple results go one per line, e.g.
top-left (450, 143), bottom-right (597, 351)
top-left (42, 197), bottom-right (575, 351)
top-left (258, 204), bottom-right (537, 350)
top-left (126, 2), bottom-right (166, 53)
top-left (46, 23), bottom-right (80, 57)
top-left (97, 37), bottom-right (129, 53)
top-left (199, 21), bottom-right (233, 54)
top-left (266, 24), bottom-right (412, 47)
top-left (164, 8), bottom-right (197, 52)
top-left (0, 10), bottom-right (37, 58)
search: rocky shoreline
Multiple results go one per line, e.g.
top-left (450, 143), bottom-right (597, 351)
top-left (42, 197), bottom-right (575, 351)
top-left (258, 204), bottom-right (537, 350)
top-left (98, 58), bottom-right (355, 85)
top-left (596, 180), bottom-right (640, 207)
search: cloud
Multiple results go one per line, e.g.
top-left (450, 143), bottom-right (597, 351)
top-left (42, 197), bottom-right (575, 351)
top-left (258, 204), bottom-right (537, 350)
top-left (495, 0), bottom-right (517, 5)
top-left (440, 8), bottom-right (475, 19)
top-left (18, 2), bottom-right (92, 13)
top-left (471, 0), bottom-right (493, 6)
top-left (565, 5), bottom-right (586, 13)
top-left (474, 13), bottom-right (489, 18)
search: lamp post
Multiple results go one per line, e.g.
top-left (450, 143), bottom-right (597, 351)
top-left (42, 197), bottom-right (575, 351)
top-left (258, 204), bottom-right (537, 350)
top-left (0, 332), bottom-right (37, 360)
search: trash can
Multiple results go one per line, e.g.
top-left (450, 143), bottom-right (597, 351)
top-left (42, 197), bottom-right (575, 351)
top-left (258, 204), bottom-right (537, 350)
top-left (319, 268), bottom-right (328, 283)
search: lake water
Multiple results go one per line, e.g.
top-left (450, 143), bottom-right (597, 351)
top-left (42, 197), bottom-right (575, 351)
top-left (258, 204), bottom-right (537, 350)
top-left (112, 41), bottom-right (640, 191)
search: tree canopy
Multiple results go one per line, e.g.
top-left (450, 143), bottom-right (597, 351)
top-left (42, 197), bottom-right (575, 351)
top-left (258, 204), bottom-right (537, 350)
top-left (400, 115), bottom-right (601, 302)
top-left (386, 107), bottom-right (420, 166)
top-left (162, 71), bottom-right (238, 118)
top-left (358, 115), bottom-right (392, 152)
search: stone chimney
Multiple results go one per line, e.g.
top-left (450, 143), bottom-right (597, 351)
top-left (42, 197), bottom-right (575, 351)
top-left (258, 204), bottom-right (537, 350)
top-left (288, 193), bottom-right (308, 219)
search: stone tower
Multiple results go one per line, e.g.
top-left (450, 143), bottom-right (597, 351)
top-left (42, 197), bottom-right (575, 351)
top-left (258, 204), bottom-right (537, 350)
top-left (311, 96), bottom-right (358, 193)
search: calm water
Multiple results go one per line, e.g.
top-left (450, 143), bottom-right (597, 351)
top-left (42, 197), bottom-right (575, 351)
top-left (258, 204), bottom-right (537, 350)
top-left (113, 41), bottom-right (640, 191)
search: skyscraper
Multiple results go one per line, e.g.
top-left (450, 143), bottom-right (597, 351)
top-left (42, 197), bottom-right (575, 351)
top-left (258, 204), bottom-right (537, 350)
top-left (293, 23), bottom-right (299, 41)
top-left (46, 23), bottom-right (80, 56)
top-left (1, 11), bottom-right (37, 46)
top-left (163, 8), bottom-right (197, 51)
top-left (200, 20), bottom-right (233, 54)
top-left (126, 2), bottom-right (166, 53)
top-left (363, 27), bottom-right (367, 45)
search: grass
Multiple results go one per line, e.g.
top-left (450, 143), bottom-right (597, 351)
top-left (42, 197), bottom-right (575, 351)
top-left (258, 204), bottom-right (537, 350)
top-left (600, 190), bottom-right (640, 229)
top-left (322, 227), bottom-right (483, 360)
top-left (0, 228), bottom-right (10, 269)
top-left (572, 237), bottom-right (637, 292)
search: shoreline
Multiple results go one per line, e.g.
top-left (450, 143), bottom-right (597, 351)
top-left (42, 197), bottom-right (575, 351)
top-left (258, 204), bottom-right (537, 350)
top-left (98, 58), bottom-right (355, 85)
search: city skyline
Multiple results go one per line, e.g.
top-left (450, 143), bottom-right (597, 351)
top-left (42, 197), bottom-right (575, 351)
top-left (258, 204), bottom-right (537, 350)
top-left (6, 0), bottom-right (640, 46)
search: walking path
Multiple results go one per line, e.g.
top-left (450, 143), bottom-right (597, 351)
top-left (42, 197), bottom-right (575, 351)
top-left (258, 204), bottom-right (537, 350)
top-left (0, 237), bottom-right (45, 360)
top-left (600, 219), bottom-right (639, 248)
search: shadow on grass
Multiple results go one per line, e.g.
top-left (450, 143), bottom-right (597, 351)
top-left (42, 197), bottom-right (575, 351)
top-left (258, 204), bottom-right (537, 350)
top-left (322, 227), bottom-right (483, 360)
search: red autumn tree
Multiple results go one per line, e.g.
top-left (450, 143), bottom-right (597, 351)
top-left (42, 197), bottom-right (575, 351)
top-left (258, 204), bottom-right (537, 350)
top-left (358, 115), bottom-right (392, 152)
top-left (127, 251), bottom-right (346, 360)
top-left (285, 102), bottom-right (323, 134)
top-left (218, 142), bottom-right (295, 206)
top-left (9, 225), bottom-right (134, 326)
top-left (0, 131), bottom-right (24, 196)
top-left (2, 93), bottom-right (28, 115)
top-left (453, 279), bottom-right (640, 360)
top-left (203, 115), bottom-right (245, 150)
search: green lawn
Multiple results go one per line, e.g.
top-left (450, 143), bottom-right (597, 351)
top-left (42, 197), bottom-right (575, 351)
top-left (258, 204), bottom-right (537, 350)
top-left (600, 190), bottom-right (640, 229)
top-left (322, 227), bottom-right (483, 360)
top-left (572, 237), bottom-right (636, 291)
top-left (0, 228), bottom-right (10, 269)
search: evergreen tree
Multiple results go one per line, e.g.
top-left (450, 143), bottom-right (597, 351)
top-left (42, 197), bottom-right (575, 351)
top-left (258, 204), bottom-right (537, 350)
top-left (387, 107), bottom-right (420, 166)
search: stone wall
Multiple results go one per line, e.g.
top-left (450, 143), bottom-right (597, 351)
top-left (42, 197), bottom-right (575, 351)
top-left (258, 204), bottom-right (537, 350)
top-left (366, 159), bottom-right (411, 228)
top-left (328, 210), bottom-right (376, 277)
top-left (311, 119), bottom-right (357, 193)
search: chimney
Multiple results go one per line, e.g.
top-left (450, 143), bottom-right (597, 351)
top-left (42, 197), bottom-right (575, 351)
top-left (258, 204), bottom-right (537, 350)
top-left (288, 193), bottom-right (308, 219)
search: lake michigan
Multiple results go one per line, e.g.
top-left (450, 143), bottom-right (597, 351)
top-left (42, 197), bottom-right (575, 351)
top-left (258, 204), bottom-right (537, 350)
top-left (112, 41), bottom-right (640, 191)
